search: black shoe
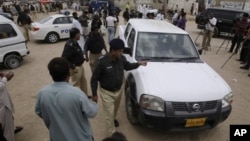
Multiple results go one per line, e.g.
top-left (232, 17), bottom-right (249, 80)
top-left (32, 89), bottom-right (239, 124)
top-left (248, 74), bottom-right (250, 77)
top-left (14, 126), bottom-right (23, 134)
top-left (240, 66), bottom-right (249, 70)
top-left (114, 119), bottom-right (119, 127)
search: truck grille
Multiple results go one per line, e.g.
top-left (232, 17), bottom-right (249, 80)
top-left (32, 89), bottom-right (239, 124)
top-left (171, 101), bottom-right (218, 112)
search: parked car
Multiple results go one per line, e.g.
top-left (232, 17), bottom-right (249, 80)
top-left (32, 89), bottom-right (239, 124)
top-left (31, 14), bottom-right (73, 43)
top-left (0, 12), bottom-right (14, 21)
top-left (195, 7), bottom-right (250, 37)
top-left (118, 19), bottom-right (233, 131)
top-left (0, 15), bottom-right (30, 69)
top-left (31, 14), bottom-right (92, 43)
top-left (147, 5), bottom-right (158, 15)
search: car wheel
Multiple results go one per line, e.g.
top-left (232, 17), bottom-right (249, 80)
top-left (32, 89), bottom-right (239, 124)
top-left (46, 32), bottom-right (59, 43)
top-left (213, 27), bottom-right (219, 37)
top-left (125, 86), bottom-right (139, 124)
top-left (4, 54), bottom-right (22, 69)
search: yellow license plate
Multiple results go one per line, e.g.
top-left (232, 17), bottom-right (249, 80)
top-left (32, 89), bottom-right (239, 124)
top-left (185, 118), bottom-right (206, 127)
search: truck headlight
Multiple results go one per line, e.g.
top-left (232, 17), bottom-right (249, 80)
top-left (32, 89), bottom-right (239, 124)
top-left (222, 92), bottom-right (233, 108)
top-left (139, 94), bottom-right (164, 112)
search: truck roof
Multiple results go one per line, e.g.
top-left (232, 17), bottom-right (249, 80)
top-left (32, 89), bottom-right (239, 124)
top-left (128, 19), bottom-right (188, 34)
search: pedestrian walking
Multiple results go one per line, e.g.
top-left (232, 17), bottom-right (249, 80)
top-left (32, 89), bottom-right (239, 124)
top-left (17, 9), bottom-right (32, 41)
top-left (91, 38), bottom-right (147, 136)
top-left (78, 11), bottom-right (89, 38)
top-left (29, 4), bottom-right (37, 19)
top-left (35, 57), bottom-right (98, 141)
top-left (62, 28), bottom-right (89, 96)
top-left (229, 13), bottom-right (249, 53)
top-left (201, 12), bottom-right (217, 50)
top-left (106, 12), bottom-right (117, 42)
top-left (177, 12), bottom-right (187, 30)
top-left (84, 26), bottom-right (108, 72)
top-left (72, 12), bottom-right (85, 50)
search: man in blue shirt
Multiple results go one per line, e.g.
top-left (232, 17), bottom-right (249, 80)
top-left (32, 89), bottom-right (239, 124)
top-left (35, 57), bottom-right (98, 141)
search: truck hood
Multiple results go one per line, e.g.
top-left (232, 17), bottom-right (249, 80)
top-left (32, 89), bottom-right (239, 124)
top-left (137, 62), bottom-right (231, 102)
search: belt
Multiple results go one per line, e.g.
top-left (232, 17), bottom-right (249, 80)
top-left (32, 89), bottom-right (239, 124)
top-left (75, 64), bottom-right (83, 67)
top-left (102, 87), bottom-right (120, 92)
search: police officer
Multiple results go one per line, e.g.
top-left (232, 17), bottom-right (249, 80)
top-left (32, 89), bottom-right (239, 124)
top-left (84, 26), bottom-right (108, 73)
top-left (62, 28), bottom-right (89, 97)
top-left (91, 38), bottom-right (147, 136)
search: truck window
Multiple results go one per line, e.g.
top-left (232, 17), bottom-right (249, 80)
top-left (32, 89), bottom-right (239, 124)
top-left (0, 24), bottom-right (17, 39)
top-left (124, 23), bottom-right (132, 38)
top-left (127, 29), bottom-right (136, 51)
top-left (135, 32), bottom-right (198, 59)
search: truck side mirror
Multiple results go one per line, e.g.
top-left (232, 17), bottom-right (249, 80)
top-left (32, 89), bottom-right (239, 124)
top-left (123, 48), bottom-right (132, 56)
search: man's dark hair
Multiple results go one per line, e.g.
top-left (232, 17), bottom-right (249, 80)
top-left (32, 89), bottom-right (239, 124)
top-left (111, 132), bottom-right (127, 141)
top-left (48, 57), bottom-right (70, 82)
top-left (70, 28), bottom-right (80, 38)
top-left (243, 13), bottom-right (249, 18)
top-left (91, 25), bottom-right (99, 32)
top-left (73, 12), bottom-right (78, 19)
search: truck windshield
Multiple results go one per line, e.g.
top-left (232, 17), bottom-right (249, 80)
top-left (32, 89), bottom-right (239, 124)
top-left (135, 32), bottom-right (199, 60)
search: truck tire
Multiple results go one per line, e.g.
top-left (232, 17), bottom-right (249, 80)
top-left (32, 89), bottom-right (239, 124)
top-left (4, 54), bottom-right (22, 69)
top-left (125, 86), bottom-right (139, 124)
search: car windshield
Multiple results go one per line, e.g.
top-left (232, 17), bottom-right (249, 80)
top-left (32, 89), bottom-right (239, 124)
top-left (135, 32), bottom-right (199, 60)
top-left (38, 17), bottom-right (53, 24)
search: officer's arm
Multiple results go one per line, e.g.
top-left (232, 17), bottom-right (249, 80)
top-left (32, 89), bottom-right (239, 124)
top-left (91, 60), bottom-right (102, 97)
top-left (62, 43), bottom-right (75, 69)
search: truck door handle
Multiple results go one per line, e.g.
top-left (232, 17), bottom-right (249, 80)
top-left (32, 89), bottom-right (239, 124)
top-left (54, 26), bottom-right (59, 28)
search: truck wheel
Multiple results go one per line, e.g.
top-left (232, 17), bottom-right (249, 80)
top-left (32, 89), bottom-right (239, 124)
top-left (46, 32), bottom-right (59, 43)
top-left (125, 86), bottom-right (139, 124)
top-left (4, 55), bottom-right (22, 69)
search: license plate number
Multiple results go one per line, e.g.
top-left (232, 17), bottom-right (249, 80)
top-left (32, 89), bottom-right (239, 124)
top-left (185, 118), bottom-right (206, 127)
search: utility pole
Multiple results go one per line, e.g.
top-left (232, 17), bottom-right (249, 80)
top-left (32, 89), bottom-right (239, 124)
top-left (242, 0), bottom-right (246, 10)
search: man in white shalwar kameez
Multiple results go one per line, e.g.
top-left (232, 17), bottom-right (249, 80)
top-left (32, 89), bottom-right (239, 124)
top-left (0, 72), bottom-right (15, 141)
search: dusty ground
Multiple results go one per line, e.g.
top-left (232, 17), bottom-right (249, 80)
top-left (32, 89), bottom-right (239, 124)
top-left (1, 11), bottom-right (249, 141)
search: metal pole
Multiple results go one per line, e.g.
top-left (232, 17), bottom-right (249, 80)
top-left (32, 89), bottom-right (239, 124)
top-left (242, 0), bottom-right (246, 10)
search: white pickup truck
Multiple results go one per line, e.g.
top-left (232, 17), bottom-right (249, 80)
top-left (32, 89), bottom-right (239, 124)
top-left (118, 19), bottom-right (233, 131)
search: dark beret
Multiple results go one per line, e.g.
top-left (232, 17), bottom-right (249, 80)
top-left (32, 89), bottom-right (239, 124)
top-left (109, 38), bottom-right (125, 50)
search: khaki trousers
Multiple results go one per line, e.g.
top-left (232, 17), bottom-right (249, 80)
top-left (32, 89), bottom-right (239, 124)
top-left (100, 85), bottom-right (124, 136)
top-left (22, 24), bottom-right (30, 41)
top-left (0, 107), bottom-right (14, 141)
top-left (31, 11), bottom-right (37, 19)
top-left (89, 53), bottom-right (102, 73)
top-left (70, 65), bottom-right (88, 95)
top-left (202, 30), bottom-right (213, 50)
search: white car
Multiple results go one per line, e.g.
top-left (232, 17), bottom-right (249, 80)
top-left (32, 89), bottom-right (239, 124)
top-left (0, 15), bottom-right (29, 69)
top-left (119, 19), bottom-right (233, 131)
top-left (147, 5), bottom-right (158, 15)
top-left (31, 14), bottom-right (73, 43)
